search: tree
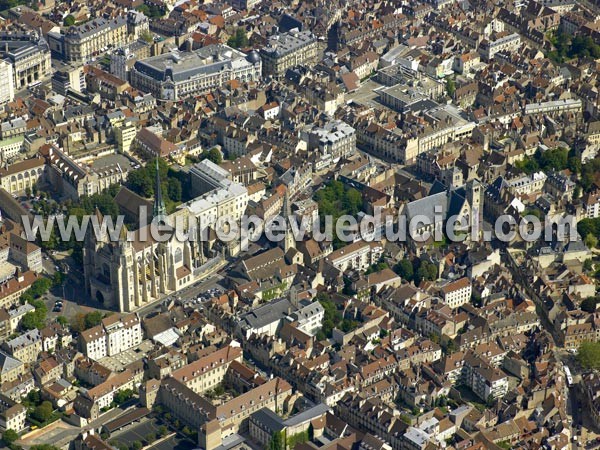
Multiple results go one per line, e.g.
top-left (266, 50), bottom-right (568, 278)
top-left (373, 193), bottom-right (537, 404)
top-left (514, 157), bottom-right (539, 175)
top-left (69, 313), bottom-right (86, 333)
top-left (158, 425), bottom-right (168, 437)
top-left (578, 218), bottom-right (600, 242)
top-left (585, 233), bottom-right (598, 249)
top-left (32, 401), bottom-right (53, 422)
top-left (581, 297), bottom-right (600, 313)
top-left (63, 15), bottom-right (75, 26)
top-left (446, 78), bottom-right (456, 97)
top-left (227, 28), bottom-right (249, 48)
top-left (167, 178), bottom-right (182, 202)
top-left (365, 261), bottom-right (389, 275)
top-left (316, 292), bottom-right (342, 339)
top-left (25, 186), bottom-right (31, 198)
top-left (538, 147), bottom-right (568, 171)
top-left (415, 261), bottom-right (438, 284)
top-left (131, 441), bottom-right (142, 450)
top-left (52, 271), bottom-right (66, 287)
top-left (145, 433), bottom-right (156, 444)
top-left (136, 3), bottom-right (163, 17)
top-left (29, 278), bottom-right (52, 298)
top-left (84, 311), bottom-right (103, 329)
top-left (268, 431), bottom-right (285, 450)
top-left (24, 390), bottom-right (41, 406)
top-left (394, 259), bottom-right (414, 281)
top-left (127, 169), bottom-right (154, 198)
top-left (56, 316), bottom-right (68, 326)
top-left (0, 0), bottom-right (24, 12)
top-left (114, 389), bottom-right (134, 405)
top-left (202, 147), bottom-right (223, 165)
top-left (21, 309), bottom-right (46, 330)
top-left (3, 429), bottom-right (18, 445)
top-left (577, 342), bottom-right (600, 369)
top-left (140, 30), bottom-right (153, 43)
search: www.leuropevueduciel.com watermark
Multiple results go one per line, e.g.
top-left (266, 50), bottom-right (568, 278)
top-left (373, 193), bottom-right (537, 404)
top-left (19, 205), bottom-right (579, 249)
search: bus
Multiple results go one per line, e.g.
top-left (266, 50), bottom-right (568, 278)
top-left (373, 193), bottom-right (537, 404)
top-left (564, 366), bottom-right (574, 387)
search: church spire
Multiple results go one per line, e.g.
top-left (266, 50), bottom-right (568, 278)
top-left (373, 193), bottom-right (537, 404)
top-left (280, 189), bottom-right (295, 252)
top-left (282, 189), bottom-right (292, 218)
top-left (153, 158), bottom-right (167, 223)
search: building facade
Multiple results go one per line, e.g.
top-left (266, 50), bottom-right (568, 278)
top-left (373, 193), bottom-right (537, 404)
top-left (79, 314), bottom-right (142, 360)
top-left (48, 16), bottom-right (132, 63)
top-left (0, 31), bottom-right (52, 89)
top-left (260, 30), bottom-right (318, 77)
top-left (130, 45), bottom-right (262, 100)
top-left (0, 61), bottom-right (15, 105)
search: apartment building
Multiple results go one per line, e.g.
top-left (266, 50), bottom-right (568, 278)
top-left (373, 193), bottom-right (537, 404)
top-left (463, 352), bottom-right (508, 400)
top-left (79, 326), bottom-right (107, 361)
top-left (0, 271), bottom-right (40, 311)
top-left (302, 120), bottom-right (356, 164)
top-left (0, 225), bottom-right (43, 273)
top-left (0, 118), bottom-right (26, 141)
top-left (478, 33), bottom-right (521, 60)
top-left (78, 314), bottom-right (142, 360)
top-left (524, 99), bottom-right (582, 115)
top-left (356, 107), bottom-right (474, 164)
top-left (325, 240), bottom-right (384, 273)
top-left (171, 345), bottom-right (243, 394)
top-left (74, 369), bottom-right (138, 420)
top-left (260, 30), bottom-right (318, 77)
top-left (103, 314), bottom-right (143, 356)
top-left (48, 16), bottom-right (130, 63)
top-left (441, 277), bottom-right (472, 309)
top-left (130, 45), bottom-right (262, 100)
top-left (8, 304), bottom-right (35, 333)
top-left (0, 394), bottom-right (26, 432)
top-left (0, 351), bottom-right (25, 384)
top-left (582, 191), bottom-right (600, 219)
top-left (51, 65), bottom-right (86, 95)
top-left (2, 329), bottom-right (42, 365)
top-left (435, 350), bottom-right (508, 400)
top-left (290, 301), bottom-right (325, 336)
top-left (0, 61), bottom-right (14, 105)
top-left (115, 122), bottom-right (137, 154)
top-left (507, 171), bottom-right (547, 196)
top-left (181, 160), bottom-right (249, 232)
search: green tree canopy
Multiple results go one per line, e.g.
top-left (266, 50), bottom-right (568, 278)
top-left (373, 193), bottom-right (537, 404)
top-left (415, 260), bottom-right (438, 284)
top-left (202, 147), bottom-right (223, 165)
top-left (581, 296), bottom-right (600, 313)
top-left (577, 342), bottom-right (600, 369)
top-left (227, 28), bottom-right (249, 48)
top-left (585, 233), bottom-right (598, 249)
top-left (32, 401), bottom-right (53, 422)
top-left (268, 431), bottom-right (285, 450)
top-left (2, 429), bottom-right (18, 445)
top-left (63, 15), bottom-right (75, 26)
top-left (394, 259), bottom-right (414, 281)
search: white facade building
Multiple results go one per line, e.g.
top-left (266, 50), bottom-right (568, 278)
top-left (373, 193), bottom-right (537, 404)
top-left (0, 61), bottom-right (15, 105)
top-left (441, 277), bottom-right (472, 309)
top-left (79, 314), bottom-right (142, 360)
